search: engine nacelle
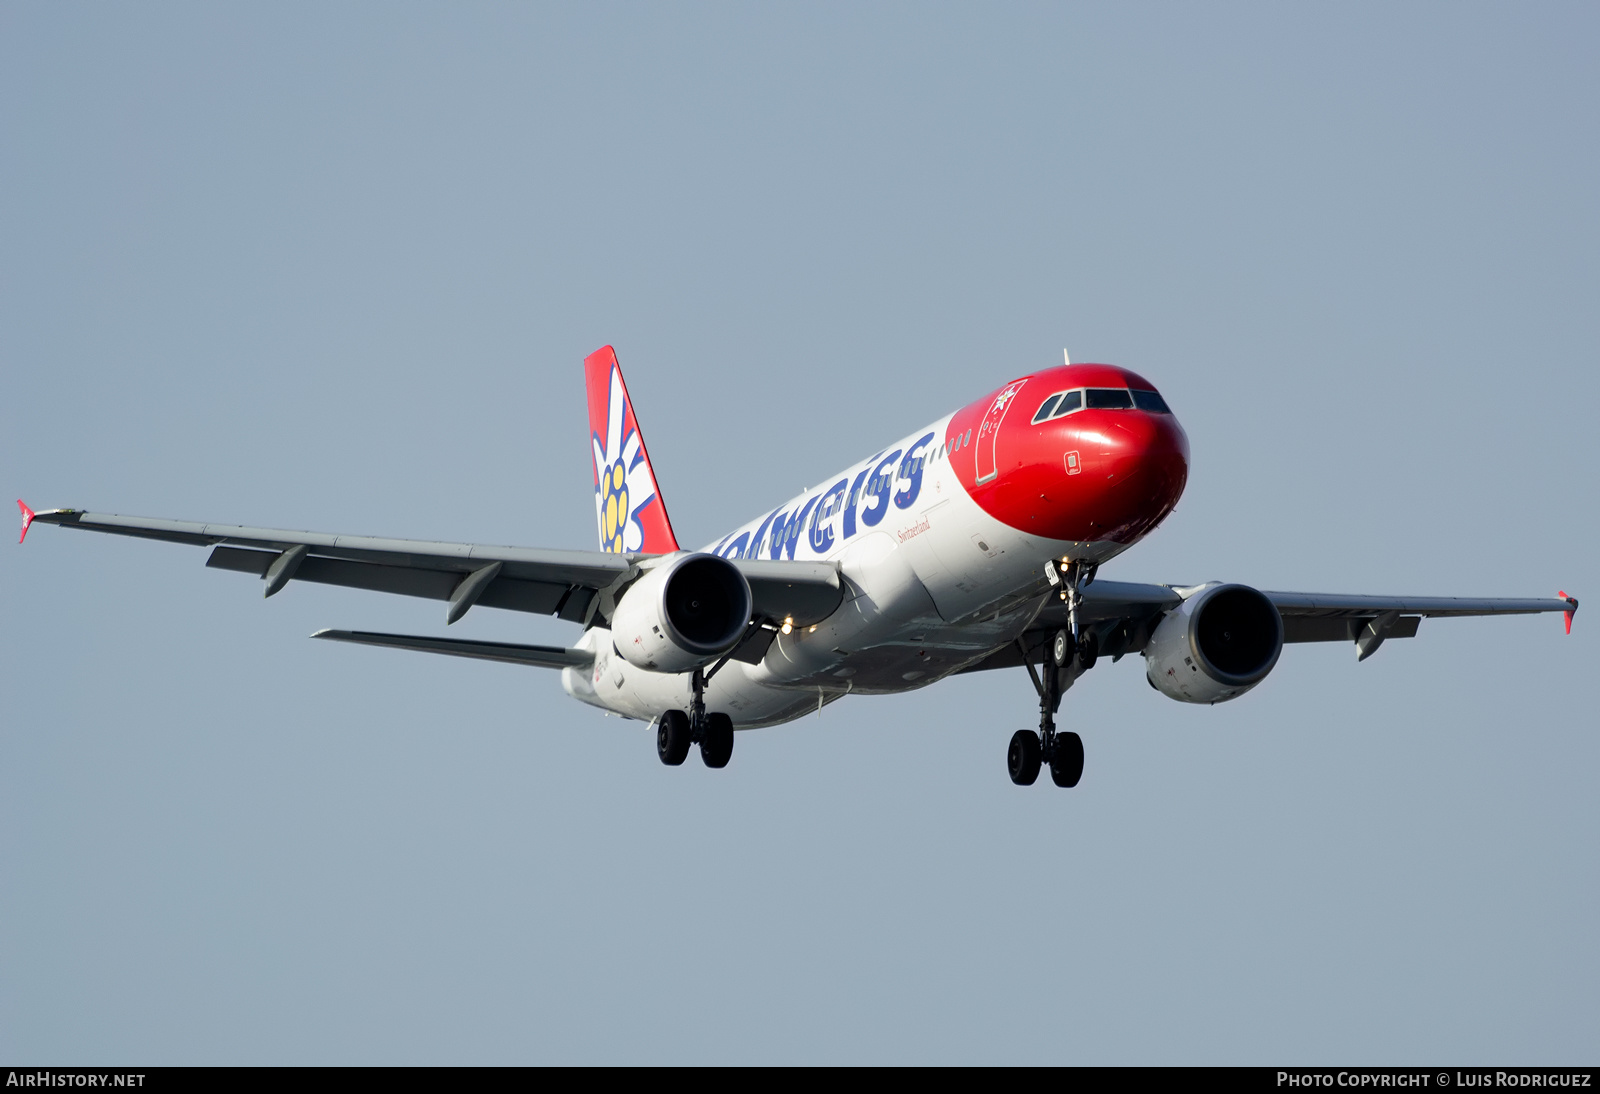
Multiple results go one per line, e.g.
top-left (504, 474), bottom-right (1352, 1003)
top-left (611, 553), bottom-right (753, 674)
top-left (1144, 582), bottom-right (1283, 704)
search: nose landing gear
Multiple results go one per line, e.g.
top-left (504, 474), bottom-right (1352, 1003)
top-left (1009, 628), bottom-right (1085, 788)
top-left (1009, 561), bottom-right (1094, 789)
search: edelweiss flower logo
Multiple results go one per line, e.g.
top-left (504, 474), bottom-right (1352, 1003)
top-left (592, 364), bottom-right (659, 554)
top-left (598, 458), bottom-right (630, 553)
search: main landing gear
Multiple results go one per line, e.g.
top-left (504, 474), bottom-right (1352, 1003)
top-left (1008, 561), bottom-right (1095, 789)
top-left (656, 666), bottom-right (736, 769)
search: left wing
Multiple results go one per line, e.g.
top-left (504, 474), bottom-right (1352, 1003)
top-left (19, 505), bottom-right (843, 629)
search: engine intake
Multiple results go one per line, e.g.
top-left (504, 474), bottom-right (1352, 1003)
top-left (1144, 582), bottom-right (1283, 704)
top-left (611, 553), bottom-right (753, 674)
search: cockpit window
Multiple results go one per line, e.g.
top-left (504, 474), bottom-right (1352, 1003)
top-left (1085, 388), bottom-right (1134, 410)
top-left (1037, 386), bottom-right (1169, 419)
top-left (1131, 389), bottom-right (1170, 413)
top-left (1052, 390), bottom-right (1082, 417)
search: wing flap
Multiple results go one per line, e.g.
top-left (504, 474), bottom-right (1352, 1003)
top-left (207, 545), bottom-right (592, 617)
top-left (1282, 614), bottom-right (1421, 644)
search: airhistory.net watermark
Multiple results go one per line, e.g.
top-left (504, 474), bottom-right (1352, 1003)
top-left (5, 1074), bottom-right (145, 1088)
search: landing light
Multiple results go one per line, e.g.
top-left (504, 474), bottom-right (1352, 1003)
top-left (781, 617), bottom-right (794, 635)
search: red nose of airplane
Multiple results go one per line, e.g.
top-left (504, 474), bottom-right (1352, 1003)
top-left (958, 367), bottom-right (1190, 545)
top-left (1052, 407), bottom-right (1190, 543)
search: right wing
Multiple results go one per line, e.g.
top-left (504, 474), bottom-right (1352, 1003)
top-left (1262, 590), bottom-right (1576, 642)
top-left (20, 506), bottom-right (843, 629)
top-left (960, 579), bottom-right (1576, 673)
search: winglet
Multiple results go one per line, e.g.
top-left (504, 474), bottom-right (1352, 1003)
top-left (17, 500), bottom-right (35, 544)
top-left (1559, 591), bottom-right (1577, 635)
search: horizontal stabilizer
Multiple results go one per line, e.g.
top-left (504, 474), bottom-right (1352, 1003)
top-left (311, 629), bottom-right (593, 670)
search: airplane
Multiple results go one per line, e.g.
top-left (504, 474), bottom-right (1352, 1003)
top-left (17, 345), bottom-right (1579, 787)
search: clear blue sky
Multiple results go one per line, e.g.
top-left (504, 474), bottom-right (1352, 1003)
top-left (3, 3), bottom-right (1595, 1063)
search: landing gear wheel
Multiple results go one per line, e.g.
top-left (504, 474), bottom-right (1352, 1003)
top-left (1049, 731), bottom-right (1084, 788)
top-left (700, 712), bottom-right (734, 769)
top-left (1076, 632), bottom-right (1099, 672)
top-left (1008, 730), bottom-right (1042, 785)
top-left (657, 710), bottom-right (691, 766)
top-left (1052, 629), bottom-right (1072, 667)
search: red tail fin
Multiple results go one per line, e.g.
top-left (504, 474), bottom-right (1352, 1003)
top-left (584, 346), bottom-right (679, 555)
top-left (18, 499), bottom-right (35, 544)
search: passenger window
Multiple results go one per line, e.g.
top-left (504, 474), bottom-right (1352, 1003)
top-left (1086, 388), bottom-right (1133, 410)
top-left (1032, 394), bottom-right (1062, 423)
top-left (1051, 390), bottom-right (1082, 418)
top-left (1132, 389), bottom-right (1170, 413)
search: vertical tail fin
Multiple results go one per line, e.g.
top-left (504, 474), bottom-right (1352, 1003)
top-left (584, 346), bottom-right (680, 555)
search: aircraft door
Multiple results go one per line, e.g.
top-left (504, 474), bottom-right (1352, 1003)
top-left (973, 380), bottom-right (1027, 485)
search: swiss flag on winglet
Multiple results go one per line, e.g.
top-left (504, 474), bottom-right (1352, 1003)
top-left (18, 500), bottom-right (35, 544)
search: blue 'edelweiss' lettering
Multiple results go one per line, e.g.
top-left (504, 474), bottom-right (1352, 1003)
top-left (781, 495), bottom-right (820, 559)
top-left (894, 432), bottom-right (935, 511)
top-left (765, 509), bottom-right (790, 560)
top-left (707, 424), bottom-right (949, 560)
top-left (809, 478), bottom-right (849, 554)
top-left (841, 458), bottom-right (878, 541)
top-left (744, 507), bottom-right (780, 560)
top-left (860, 449), bottom-right (903, 529)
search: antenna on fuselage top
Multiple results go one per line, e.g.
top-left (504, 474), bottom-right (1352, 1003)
top-left (1063, 349), bottom-right (1070, 366)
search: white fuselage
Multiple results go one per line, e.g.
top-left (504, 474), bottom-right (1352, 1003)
top-left (562, 413), bottom-right (1135, 729)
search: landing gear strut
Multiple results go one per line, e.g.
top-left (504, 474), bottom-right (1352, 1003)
top-left (1008, 560), bottom-right (1094, 788)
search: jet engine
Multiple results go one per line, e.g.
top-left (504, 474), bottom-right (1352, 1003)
top-left (611, 553), bottom-right (753, 674)
top-left (1144, 582), bottom-right (1283, 704)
